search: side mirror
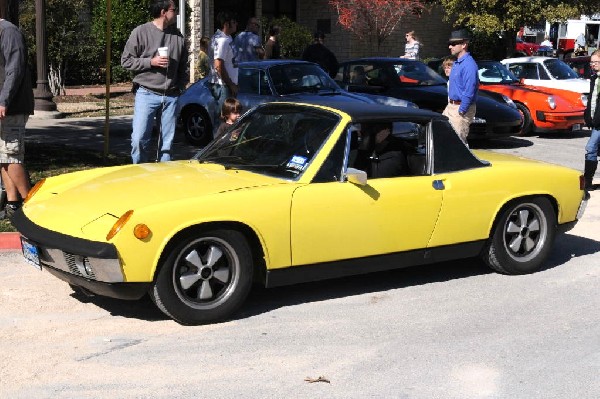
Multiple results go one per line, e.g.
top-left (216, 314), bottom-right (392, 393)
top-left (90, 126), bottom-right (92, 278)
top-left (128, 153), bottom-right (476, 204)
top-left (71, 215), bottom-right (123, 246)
top-left (346, 167), bottom-right (368, 186)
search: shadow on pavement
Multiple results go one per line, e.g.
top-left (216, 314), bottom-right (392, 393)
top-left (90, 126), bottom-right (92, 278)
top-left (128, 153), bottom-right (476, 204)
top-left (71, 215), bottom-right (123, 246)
top-left (26, 116), bottom-right (199, 161)
top-left (69, 231), bottom-right (600, 324)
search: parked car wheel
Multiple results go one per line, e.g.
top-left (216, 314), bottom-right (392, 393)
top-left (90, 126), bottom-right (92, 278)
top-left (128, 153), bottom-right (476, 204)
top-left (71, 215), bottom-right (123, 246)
top-left (483, 197), bottom-right (556, 275)
top-left (151, 229), bottom-right (254, 325)
top-left (181, 105), bottom-right (213, 146)
top-left (515, 103), bottom-right (533, 136)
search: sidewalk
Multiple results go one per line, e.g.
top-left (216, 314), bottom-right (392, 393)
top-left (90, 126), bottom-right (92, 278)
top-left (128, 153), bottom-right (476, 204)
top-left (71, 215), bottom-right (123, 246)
top-left (1, 111), bottom-right (200, 250)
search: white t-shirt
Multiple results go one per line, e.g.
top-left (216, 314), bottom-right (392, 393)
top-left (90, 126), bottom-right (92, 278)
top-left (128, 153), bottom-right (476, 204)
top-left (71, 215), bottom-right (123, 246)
top-left (209, 30), bottom-right (238, 85)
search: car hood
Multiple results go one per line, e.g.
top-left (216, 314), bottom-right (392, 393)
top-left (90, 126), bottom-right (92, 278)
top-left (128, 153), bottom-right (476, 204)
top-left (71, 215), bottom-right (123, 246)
top-left (24, 161), bottom-right (284, 231)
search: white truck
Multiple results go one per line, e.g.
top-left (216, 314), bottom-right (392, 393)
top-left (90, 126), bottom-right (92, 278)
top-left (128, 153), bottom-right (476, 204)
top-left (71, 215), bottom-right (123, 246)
top-left (548, 18), bottom-right (600, 59)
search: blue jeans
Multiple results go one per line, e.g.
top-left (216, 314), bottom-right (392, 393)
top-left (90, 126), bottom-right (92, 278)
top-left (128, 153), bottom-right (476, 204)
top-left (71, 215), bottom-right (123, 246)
top-left (131, 87), bottom-right (179, 163)
top-left (585, 128), bottom-right (600, 161)
top-left (209, 83), bottom-right (232, 134)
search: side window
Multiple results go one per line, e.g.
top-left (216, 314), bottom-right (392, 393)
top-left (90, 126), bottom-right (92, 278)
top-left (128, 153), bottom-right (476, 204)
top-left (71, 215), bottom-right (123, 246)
top-left (521, 64), bottom-right (539, 79)
top-left (259, 70), bottom-right (271, 95)
top-left (537, 64), bottom-right (550, 80)
top-left (334, 65), bottom-right (345, 84)
top-left (238, 68), bottom-right (260, 94)
top-left (349, 64), bottom-right (369, 85)
top-left (366, 65), bottom-right (392, 87)
top-left (350, 121), bottom-right (422, 179)
top-left (507, 64), bottom-right (522, 78)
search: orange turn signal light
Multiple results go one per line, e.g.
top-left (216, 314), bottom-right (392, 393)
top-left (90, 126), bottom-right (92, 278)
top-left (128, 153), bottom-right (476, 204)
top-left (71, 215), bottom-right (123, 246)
top-left (133, 223), bottom-right (151, 240)
top-left (106, 210), bottom-right (134, 241)
top-left (24, 178), bottom-right (46, 203)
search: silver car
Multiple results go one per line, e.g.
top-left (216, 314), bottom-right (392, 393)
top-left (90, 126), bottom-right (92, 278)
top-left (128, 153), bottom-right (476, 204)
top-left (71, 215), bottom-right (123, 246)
top-left (178, 60), bottom-right (416, 145)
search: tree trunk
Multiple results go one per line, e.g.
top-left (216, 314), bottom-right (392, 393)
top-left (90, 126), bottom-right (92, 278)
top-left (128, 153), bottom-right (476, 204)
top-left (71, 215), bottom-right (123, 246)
top-left (504, 30), bottom-right (518, 58)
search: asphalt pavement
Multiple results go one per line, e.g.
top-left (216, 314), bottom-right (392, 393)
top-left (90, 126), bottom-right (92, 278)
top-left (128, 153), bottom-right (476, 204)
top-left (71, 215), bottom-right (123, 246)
top-left (25, 114), bottom-right (198, 160)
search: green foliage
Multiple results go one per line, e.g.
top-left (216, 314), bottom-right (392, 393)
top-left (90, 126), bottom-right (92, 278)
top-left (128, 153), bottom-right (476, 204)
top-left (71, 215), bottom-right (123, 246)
top-left (437, 0), bottom-right (600, 58)
top-left (19, 0), bottom-right (100, 86)
top-left (261, 16), bottom-right (313, 59)
top-left (18, 0), bottom-right (149, 86)
top-left (92, 0), bottom-right (150, 83)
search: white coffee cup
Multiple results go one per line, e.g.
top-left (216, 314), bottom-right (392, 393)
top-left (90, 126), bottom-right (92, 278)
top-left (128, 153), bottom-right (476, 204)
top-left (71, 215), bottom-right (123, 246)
top-left (158, 47), bottom-right (168, 57)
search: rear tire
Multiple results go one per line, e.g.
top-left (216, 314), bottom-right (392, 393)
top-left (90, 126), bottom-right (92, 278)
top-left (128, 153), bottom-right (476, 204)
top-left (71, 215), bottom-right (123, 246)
top-left (482, 197), bottom-right (556, 275)
top-left (150, 229), bottom-right (253, 325)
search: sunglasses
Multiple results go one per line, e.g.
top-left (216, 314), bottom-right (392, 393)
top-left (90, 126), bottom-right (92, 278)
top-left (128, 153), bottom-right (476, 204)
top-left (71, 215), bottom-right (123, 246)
top-left (448, 41), bottom-right (465, 46)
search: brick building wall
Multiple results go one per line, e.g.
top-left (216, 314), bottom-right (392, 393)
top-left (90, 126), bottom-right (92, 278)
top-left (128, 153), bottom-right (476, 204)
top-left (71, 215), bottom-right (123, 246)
top-left (187, 0), bottom-right (456, 79)
top-left (297, 1), bottom-right (455, 62)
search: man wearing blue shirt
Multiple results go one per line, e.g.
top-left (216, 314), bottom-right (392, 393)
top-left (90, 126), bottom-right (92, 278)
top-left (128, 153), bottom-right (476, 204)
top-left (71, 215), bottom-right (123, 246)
top-left (443, 28), bottom-right (478, 144)
top-left (233, 17), bottom-right (264, 62)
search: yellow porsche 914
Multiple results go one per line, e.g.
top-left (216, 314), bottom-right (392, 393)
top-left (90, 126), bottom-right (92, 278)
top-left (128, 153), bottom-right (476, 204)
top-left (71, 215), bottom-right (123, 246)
top-left (13, 102), bottom-right (588, 325)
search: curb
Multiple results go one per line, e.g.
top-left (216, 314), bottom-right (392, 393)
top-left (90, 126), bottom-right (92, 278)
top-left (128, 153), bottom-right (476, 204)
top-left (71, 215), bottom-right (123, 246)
top-left (0, 232), bottom-right (21, 251)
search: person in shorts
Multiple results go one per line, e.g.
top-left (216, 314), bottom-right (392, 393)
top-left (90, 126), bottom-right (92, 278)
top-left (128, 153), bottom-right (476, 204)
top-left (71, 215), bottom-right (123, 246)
top-left (0, 18), bottom-right (34, 219)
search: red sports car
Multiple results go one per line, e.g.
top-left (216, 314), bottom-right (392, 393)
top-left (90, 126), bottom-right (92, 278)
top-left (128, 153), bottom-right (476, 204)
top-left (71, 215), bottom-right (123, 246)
top-left (515, 38), bottom-right (541, 56)
top-left (477, 60), bottom-right (585, 135)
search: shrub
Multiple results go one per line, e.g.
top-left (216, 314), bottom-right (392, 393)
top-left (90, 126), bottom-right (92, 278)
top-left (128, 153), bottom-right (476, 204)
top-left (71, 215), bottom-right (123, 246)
top-left (261, 16), bottom-right (313, 59)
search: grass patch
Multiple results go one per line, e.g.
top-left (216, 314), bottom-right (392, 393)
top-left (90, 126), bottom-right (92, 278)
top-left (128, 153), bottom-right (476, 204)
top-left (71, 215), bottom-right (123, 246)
top-left (1, 142), bottom-right (129, 232)
top-left (54, 91), bottom-right (134, 118)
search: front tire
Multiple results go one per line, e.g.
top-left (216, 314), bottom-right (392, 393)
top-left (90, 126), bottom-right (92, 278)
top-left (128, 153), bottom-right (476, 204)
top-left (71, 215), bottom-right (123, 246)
top-left (151, 229), bottom-right (253, 325)
top-left (181, 105), bottom-right (213, 146)
top-left (482, 197), bottom-right (556, 275)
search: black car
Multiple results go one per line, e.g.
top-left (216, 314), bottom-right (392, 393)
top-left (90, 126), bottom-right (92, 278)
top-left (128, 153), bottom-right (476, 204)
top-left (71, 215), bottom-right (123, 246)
top-left (336, 58), bottom-right (523, 139)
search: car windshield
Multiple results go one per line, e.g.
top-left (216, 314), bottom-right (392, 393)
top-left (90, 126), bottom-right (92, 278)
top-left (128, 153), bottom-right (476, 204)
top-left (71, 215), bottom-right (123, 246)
top-left (477, 61), bottom-right (519, 84)
top-left (393, 62), bottom-right (447, 86)
top-left (195, 105), bottom-right (340, 180)
top-left (543, 59), bottom-right (580, 79)
top-left (268, 63), bottom-right (341, 95)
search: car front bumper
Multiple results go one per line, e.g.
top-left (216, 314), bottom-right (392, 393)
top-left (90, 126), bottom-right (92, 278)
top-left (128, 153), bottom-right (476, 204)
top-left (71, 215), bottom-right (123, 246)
top-left (12, 209), bottom-right (149, 301)
top-left (534, 110), bottom-right (585, 131)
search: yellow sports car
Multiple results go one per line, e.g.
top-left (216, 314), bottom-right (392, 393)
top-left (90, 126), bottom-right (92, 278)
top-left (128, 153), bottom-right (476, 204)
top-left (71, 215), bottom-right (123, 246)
top-left (14, 102), bottom-right (588, 325)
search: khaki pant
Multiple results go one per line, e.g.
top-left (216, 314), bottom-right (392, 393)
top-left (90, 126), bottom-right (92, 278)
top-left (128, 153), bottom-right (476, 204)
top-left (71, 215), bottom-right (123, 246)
top-left (442, 103), bottom-right (476, 144)
top-left (0, 114), bottom-right (28, 163)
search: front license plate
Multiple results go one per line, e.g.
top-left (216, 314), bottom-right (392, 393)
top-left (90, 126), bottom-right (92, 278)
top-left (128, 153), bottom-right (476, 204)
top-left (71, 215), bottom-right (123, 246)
top-left (572, 124), bottom-right (581, 131)
top-left (21, 237), bottom-right (41, 271)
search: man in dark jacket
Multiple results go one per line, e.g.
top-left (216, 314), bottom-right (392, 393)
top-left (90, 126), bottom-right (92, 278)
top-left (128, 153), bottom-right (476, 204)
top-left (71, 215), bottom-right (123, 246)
top-left (301, 31), bottom-right (338, 78)
top-left (0, 18), bottom-right (34, 218)
top-left (583, 49), bottom-right (600, 190)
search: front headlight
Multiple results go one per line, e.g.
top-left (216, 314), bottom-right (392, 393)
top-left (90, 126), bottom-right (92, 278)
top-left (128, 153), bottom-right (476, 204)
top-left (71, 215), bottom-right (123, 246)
top-left (502, 94), bottom-right (517, 109)
top-left (581, 94), bottom-right (588, 107)
top-left (547, 96), bottom-right (556, 110)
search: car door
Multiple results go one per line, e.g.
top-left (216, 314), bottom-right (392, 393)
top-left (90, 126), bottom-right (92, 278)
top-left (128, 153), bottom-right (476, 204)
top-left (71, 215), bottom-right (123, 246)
top-left (289, 125), bottom-right (443, 266)
top-left (237, 67), bottom-right (276, 111)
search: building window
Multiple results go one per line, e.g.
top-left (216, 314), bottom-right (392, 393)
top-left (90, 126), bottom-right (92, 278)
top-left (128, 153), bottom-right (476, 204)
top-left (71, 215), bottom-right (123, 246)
top-left (317, 19), bottom-right (331, 34)
top-left (263, 0), bottom-right (296, 21)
